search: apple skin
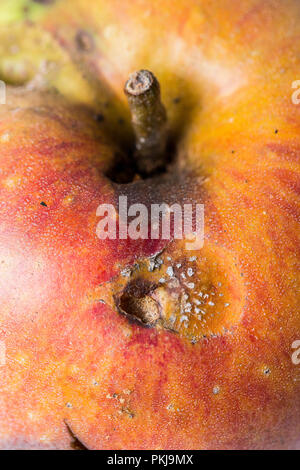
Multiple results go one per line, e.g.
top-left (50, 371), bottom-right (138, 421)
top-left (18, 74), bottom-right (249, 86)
top-left (0, 0), bottom-right (299, 449)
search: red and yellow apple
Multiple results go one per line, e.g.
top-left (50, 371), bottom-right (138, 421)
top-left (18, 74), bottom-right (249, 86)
top-left (0, 0), bottom-right (299, 449)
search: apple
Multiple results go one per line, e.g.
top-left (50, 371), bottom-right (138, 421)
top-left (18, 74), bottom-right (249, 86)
top-left (0, 0), bottom-right (299, 450)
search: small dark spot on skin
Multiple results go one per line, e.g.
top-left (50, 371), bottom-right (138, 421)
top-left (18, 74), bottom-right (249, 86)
top-left (123, 408), bottom-right (135, 419)
top-left (275, 129), bottom-right (279, 134)
top-left (241, 273), bottom-right (244, 277)
top-left (33, 0), bottom-right (55, 4)
top-left (94, 113), bottom-right (105, 122)
top-left (245, 179), bottom-right (248, 183)
top-left (118, 118), bottom-right (125, 125)
top-left (75, 30), bottom-right (94, 52)
top-left (263, 368), bottom-right (271, 376)
top-left (40, 201), bottom-right (47, 207)
top-left (173, 97), bottom-right (181, 104)
top-left (231, 150), bottom-right (235, 154)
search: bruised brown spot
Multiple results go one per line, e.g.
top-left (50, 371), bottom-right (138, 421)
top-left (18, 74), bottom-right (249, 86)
top-left (96, 242), bottom-right (246, 341)
top-left (75, 30), bottom-right (94, 52)
top-left (116, 279), bottom-right (160, 326)
top-left (33, 0), bottom-right (55, 4)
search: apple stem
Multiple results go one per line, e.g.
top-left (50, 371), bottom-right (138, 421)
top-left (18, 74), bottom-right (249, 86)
top-left (124, 70), bottom-right (167, 175)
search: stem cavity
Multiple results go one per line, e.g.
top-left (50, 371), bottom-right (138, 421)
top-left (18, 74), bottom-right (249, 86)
top-left (124, 70), bottom-right (168, 176)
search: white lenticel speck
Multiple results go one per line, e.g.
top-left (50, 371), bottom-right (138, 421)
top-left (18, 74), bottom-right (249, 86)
top-left (166, 266), bottom-right (174, 277)
top-left (186, 282), bottom-right (195, 289)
